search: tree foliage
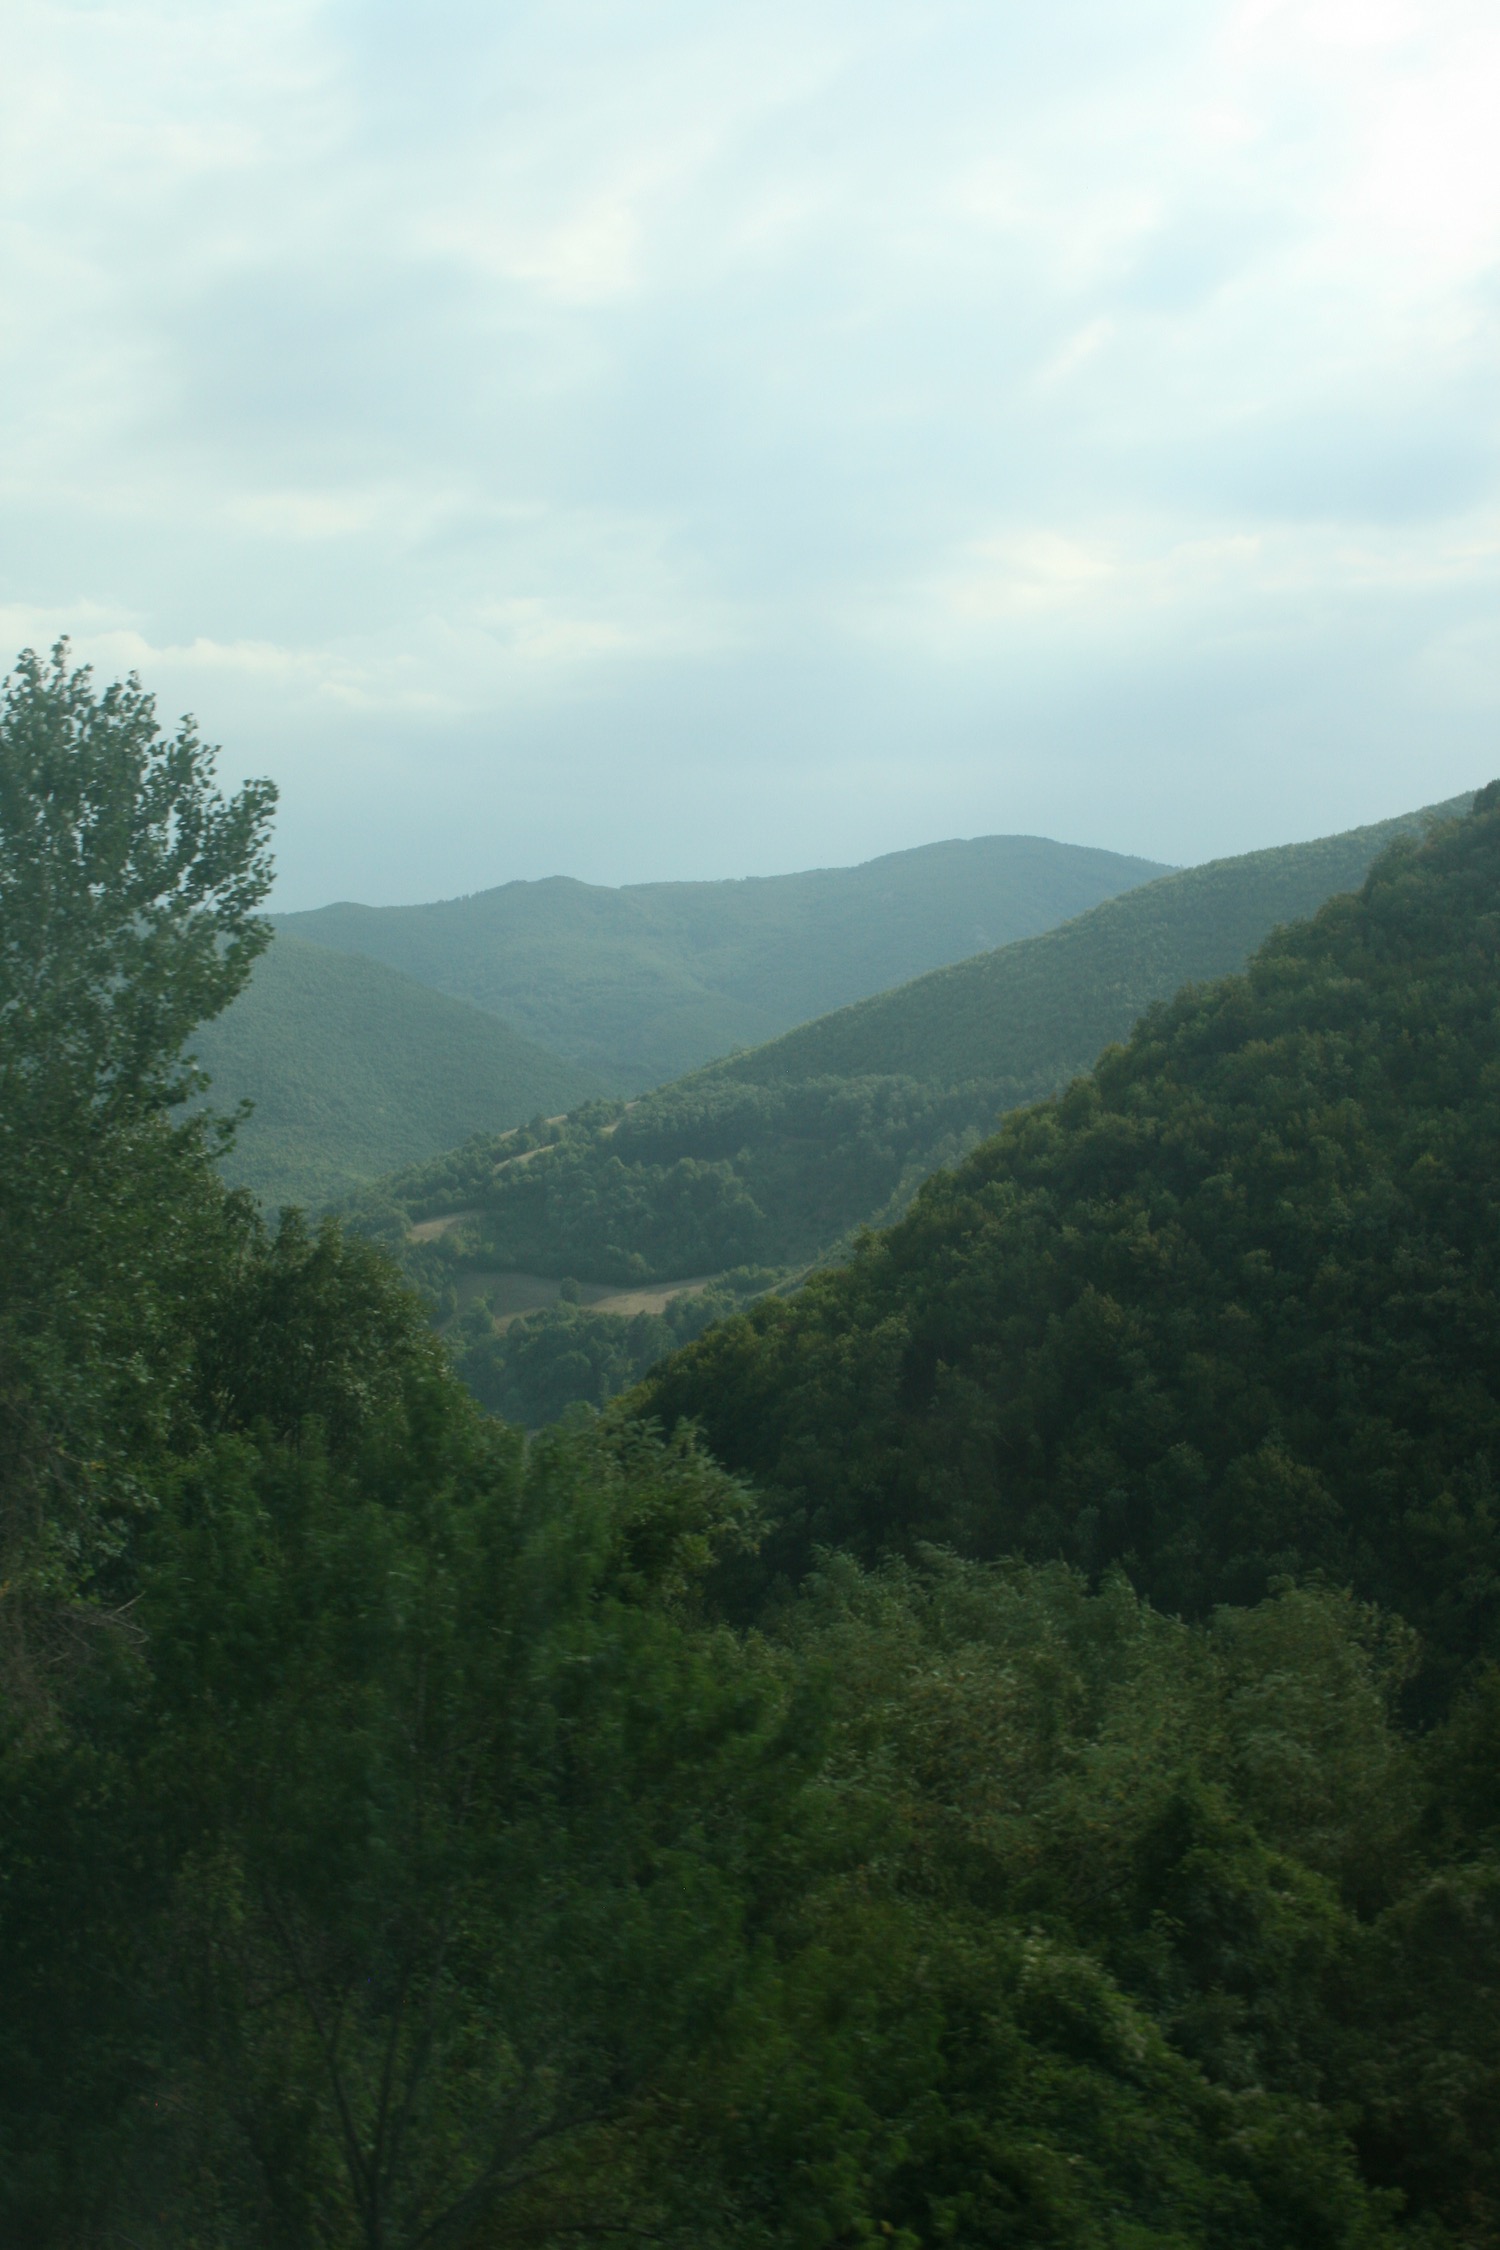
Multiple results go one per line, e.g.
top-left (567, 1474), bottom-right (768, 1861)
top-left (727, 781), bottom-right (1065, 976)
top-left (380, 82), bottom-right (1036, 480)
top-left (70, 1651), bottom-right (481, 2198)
top-left (0, 642), bottom-right (276, 1127)
top-left (0, 643), bottom-right (276, 1643)
top-left (15, 1442), bottom-right (1500, 2247)
top-left (452, 1271), bottom-right (779, 1428)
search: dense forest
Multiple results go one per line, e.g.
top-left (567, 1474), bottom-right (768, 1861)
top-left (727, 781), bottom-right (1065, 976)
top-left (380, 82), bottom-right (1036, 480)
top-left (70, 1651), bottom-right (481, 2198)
top-left (3, 647), bottom-right (1498, 2246)
top-left (641, 787), bottom-right (1500, 1687)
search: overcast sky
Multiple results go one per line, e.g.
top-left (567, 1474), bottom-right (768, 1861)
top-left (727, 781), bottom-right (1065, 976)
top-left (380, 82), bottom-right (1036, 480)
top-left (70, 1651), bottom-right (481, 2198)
top-left (3, 0), bottom-right (1497, 905)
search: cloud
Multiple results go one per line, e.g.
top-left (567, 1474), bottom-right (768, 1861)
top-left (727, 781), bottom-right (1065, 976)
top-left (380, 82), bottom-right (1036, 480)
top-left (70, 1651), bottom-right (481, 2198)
top-left (1, 0), bottom-right (1497, 904)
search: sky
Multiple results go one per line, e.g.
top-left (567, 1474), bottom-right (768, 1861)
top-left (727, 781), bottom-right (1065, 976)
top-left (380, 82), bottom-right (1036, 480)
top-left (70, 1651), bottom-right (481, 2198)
top-left (2, 0), bottom-right (1498, 907)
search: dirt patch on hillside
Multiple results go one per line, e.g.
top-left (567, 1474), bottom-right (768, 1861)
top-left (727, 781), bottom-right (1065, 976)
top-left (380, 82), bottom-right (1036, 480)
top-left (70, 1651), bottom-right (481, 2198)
top-left (410, 1209), bottom-right (479, 1241)
top-left (452, 1269), bottom-right (718, 1328)
top-left (592, 1277), bottom-right (715, 1318)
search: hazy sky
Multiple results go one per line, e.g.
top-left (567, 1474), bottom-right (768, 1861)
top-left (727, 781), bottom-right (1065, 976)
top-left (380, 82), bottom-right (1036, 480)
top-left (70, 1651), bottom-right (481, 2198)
top-left (3, 0), bottom-right (1498, 905)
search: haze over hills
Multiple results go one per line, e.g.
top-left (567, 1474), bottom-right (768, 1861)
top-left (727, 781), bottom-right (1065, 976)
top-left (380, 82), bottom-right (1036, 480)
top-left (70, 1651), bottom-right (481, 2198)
top-left (191, 934), bottom-right (601, 1208)
top-left (357, 792), bottom-right (1472, 1426)
top-left (277, 834), bottom-right (1172, 1092)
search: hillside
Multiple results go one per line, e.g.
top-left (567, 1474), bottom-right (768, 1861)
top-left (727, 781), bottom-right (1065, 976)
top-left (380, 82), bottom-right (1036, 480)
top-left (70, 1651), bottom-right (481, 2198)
top-left (278, 833), bottom-right (1171, 1091)
top-left (357, 794), bottom-right (1470, 1428)
top-left (365, 793), bottom-right (1466, 1277)
top-left (711, 797), bottom-right (1474, 1095)
top-left (191, 933), bottom-right (601, 1207)
top-left (11, 643), bottom-right (1500, 2250)
top-left (638, 788), bottom-right (1500, 1683)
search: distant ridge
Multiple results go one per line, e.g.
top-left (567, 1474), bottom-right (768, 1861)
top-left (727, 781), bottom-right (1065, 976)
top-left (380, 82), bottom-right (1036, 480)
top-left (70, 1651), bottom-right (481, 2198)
top-left (709, 794), bottom-right (1475, 1098)
top-left (353, 791), bottom-right (1477, 1430)
top-left (191, 934), bottom-right (601, 1208)
top-left (277, 834), bottom-right (1172, 1092)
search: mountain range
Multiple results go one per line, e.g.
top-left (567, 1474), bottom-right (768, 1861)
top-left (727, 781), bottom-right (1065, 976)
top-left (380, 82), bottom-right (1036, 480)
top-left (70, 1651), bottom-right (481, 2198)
top-left (274, 832), bottom-right (1171, 1091)
top-left (354, 792), bottom-right (1471, 1425)
top-left (202, 832), bottom-right (1171, 1207)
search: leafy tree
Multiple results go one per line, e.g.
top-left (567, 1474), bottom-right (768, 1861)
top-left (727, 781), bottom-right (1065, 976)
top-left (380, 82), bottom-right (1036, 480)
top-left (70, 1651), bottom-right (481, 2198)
top-left (0, 640), bottom-right (275, 1128)
top-left (123, 1413), bottom-right (779, 2248)
top-left (0, 642), bottom-right (276, 1654)
top-left (192, 1206), bottom-right (449, 1452)
top-left (725, 1557), bottom-right (1493, 2247)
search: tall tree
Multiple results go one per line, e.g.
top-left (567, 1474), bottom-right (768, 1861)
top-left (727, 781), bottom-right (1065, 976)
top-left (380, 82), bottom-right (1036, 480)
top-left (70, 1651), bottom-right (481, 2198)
top-left (0, 640), bottom-right (276, 1129)
top-left (0, 642), bottom-right (276, 1643)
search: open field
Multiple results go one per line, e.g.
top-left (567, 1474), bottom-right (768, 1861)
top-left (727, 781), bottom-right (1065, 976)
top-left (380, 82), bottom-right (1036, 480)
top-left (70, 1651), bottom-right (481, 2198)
top-left (449, 1268), bottom-right (718, 1327)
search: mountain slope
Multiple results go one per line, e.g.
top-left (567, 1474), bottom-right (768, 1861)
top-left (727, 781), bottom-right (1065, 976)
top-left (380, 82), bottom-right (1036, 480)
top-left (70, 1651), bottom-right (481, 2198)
top-left (638, 788), bottom-right (1500, 1680)
top-left (363, 795), bottom-right (1468, 1292)
top-left (191, 934), bottom-right (601, 1208)
top-left (712, 801), bottom-right (1471, 1095)
top-left (278, 834), bottom-right (1171, 1091)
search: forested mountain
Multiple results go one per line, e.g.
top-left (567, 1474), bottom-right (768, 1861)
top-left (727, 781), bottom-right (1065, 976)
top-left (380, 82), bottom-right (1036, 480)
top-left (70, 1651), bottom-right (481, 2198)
top-left (639, 788), bottom-right (1500, 1693)
top-left (190, 932), bottom-right (600, 1206)
top-left (6, 649), bottom-right (1500, 2246)
top-left (708, 796), bottom-right (1471, 1096)
top-left (356, 795), bottom-right (1467, 1425)
top-left (278, 832), bottom-right (1170, 1090)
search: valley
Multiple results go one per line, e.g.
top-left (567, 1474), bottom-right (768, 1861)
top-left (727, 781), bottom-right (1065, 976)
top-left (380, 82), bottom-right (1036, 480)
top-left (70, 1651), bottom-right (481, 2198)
top-left (346, 791), bottom-right (1470, 1426)
top-left (12, 0), bottom-right (1498, 2222)
top-left (10, 638), bottom-right (1499, 2247)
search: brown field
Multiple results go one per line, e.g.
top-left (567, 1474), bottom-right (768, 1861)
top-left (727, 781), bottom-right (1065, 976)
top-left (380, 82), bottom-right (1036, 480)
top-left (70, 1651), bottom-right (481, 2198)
top-left (451, 1269), bottom-right (718, 1328)
top-left (409, 1209), bottom-right (479, 1242)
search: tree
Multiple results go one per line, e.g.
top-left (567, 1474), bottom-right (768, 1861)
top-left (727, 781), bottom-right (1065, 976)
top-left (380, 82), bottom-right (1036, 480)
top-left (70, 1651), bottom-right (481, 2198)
top-left (0, 640), bottom-right (276, 1130)
top-left (12, 1411), bottom-right (787, 2250)
top-left (0, 642), bottom-right (277, 1654)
